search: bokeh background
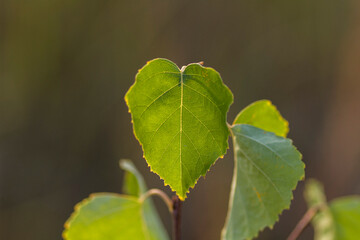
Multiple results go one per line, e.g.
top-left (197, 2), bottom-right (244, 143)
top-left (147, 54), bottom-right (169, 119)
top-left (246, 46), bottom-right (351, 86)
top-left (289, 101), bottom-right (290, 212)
top-left (1, 0), bottom-right (359, 239)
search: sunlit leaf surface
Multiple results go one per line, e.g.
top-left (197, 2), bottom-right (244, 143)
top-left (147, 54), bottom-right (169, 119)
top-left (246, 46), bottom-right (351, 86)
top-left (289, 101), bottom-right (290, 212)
top-left (125, 58), bottom-right (233, 199)
top-left (233, 100), bottom-right (289, 137)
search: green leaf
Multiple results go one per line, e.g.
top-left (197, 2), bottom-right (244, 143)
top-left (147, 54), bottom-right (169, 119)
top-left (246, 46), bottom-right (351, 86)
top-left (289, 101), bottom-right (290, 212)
top-left (222, 124), bottom-right (304, 240)
top-left (119, 159), bottom-right (169, 240)
top-left (304, 179), bottom-right (336, 240)
top-left (120, 159), bottom-right (146, 196)
top-left (63, 160), bottom-right (169, 240)
top-left (63, 194), bottom-right (156, 240)
top-left (233, 100), bottom-right (289, 137)
top-left (122, 171), bottom-right (140, 196)
top-left (330, 197), bottom-right (360, 240)
top-left (125, 58), bottom-right (233, 199)
top-left (304, 179), bottom-right (360, 240)
top-left (304, 179), bottom-right (327, 207)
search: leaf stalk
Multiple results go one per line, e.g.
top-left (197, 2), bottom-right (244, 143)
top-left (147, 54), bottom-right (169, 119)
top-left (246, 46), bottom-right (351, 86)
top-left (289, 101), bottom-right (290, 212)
top-left (287, 206), bottom-right (320, 240)
top-left (139, 189), bottom-right (173, 213)
top-left (172, 195), bottom-right (182, 240)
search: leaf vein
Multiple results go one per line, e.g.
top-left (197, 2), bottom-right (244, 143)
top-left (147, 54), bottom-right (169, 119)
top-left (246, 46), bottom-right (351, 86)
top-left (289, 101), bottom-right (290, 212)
top-left (182, 131), bottom-right (203, 172)
top-left (236, 153), bottom-right (273, 224)
top-left (237, 144), bottom-right (286, 204)
top-left (183, 83), bottom-right (223, 114)
top-left (139, 84), bottom-right (179, 118)
top-left (183, 105), bottom-right (222, 153)
top-left (237, 132), bottom-right (296, 170)
top-left (148, 107), bottom-right (180, 144)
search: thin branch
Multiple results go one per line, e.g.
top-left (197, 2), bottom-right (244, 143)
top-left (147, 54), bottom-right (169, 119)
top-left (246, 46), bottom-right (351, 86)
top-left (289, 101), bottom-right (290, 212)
top-left (172, 195), bottom-right (182, 240)
top-left (139, 188), bottom-right (173, 213)
top-left (287, 206), bottom-right (320, 240)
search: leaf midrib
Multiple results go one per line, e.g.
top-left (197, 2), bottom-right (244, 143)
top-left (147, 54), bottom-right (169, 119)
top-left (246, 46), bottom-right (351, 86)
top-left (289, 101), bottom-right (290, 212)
top-left (179, 68), bottom-right (184, 194)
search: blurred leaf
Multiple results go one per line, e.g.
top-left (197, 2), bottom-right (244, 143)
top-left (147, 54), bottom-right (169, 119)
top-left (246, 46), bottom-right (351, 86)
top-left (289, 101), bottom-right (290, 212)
top-left (125, 58), bottom-right (233, 199)
top-left (120, 159), bottom-right (146, 196)
top-left (63, 194), bottom-right (152, 240)
top-left (330, 197), bottom-right (360, 240)
top-left (222, 124), bottom-right (304, 240)
top-left (304, 179), bottom-right (336, 240)
top-left (63, 160), bottom-right (169, 240)
top-left (122, 171), bottom-right (140, 197)
top-left (305, 179), bottom-right (360, 240)
top-left (304, 179), bottom-right (327, 207)
top-left (233, 100), bottom-right (289, 137)
top-left (120, 159), bottom-right (169, 240)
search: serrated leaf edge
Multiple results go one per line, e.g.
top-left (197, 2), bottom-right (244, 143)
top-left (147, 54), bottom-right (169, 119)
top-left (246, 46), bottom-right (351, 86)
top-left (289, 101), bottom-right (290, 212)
top-left (125, 58), bottom-right (233, 200)
top-left (62, 193), bottom-right (139, 240)
top-left (233, 99), bottom-right (289, 138)
top-left (221, 124), bottom-right (305, 240)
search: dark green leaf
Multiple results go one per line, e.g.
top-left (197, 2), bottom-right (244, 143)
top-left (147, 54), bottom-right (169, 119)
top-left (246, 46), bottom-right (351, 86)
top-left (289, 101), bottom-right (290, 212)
top-left (222, 124), bottom-right (304, 240)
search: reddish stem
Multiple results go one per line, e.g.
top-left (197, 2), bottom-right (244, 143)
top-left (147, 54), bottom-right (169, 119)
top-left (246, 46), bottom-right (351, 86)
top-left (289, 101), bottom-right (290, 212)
top-left (287, 206), bottom-right (319, 240)
top-left (172, 196), bottom-right (182, 240)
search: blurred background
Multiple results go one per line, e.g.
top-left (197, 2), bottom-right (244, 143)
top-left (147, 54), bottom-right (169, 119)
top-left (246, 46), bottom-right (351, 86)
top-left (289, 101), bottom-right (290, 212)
top-left (1, 0), bottom-right (359, 239)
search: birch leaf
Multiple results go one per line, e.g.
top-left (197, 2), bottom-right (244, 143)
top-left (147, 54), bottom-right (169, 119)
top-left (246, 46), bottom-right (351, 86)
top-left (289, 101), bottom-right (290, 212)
top-left (125, 58), bottom-right (233, 199)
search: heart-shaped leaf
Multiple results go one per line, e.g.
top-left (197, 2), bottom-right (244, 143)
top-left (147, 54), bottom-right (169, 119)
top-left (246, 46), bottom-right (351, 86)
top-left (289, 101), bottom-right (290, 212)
top-left (125, 58), bottom-right (233, 199)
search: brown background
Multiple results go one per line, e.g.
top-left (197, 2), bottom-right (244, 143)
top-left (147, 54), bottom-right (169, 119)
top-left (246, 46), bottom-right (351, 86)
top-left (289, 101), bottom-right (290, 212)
top-left (1, 0), bottom-right (359, 239)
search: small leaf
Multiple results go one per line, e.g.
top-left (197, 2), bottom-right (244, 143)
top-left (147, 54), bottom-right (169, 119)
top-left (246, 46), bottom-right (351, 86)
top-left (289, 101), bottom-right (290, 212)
top-left (122, 171), bottom-right (140, 196)
top-left (304, 179), bottom-right (336, 240)
top-left (222, 124), bottom-right (304, 240)
top-left (233, 100), bottom-right (289, 137)
top-left (125, 58), bottom-right (233, 199)
top-left (63, 160), bottom-right (169, 240)
top-left (120, 159), bottom-right (146, 196)
top-left (120, 159), bottom-right (169, 240)
top-left (304, 179), bottom-right (360, 240)
top-left (304, 179), bottom-right (327, 207)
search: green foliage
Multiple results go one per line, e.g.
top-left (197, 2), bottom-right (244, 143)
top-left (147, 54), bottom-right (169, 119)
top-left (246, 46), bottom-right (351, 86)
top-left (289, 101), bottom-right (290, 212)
top-left (120, 159), bottom-right (147, 196)
top-left (304, 179), bottom-right (335, 240)
top-left (119, 160), bottom-right (169, 240)
top-left (330, 197), bottom-right (360, 239)
top-left (63, 160), bottom-right (169, 240)
top-left (222, 123), bottom-right (304, 240)
top-left (222, 101), bottom-right (304, 240)
top-left (125, 58), bottom-right (233, 199)
top-left (233, 99), bottom-right (289, 137)
top-left (64, 59), bottom-right (308, 240)
top-left (305, 179), bottom-right (360, 240)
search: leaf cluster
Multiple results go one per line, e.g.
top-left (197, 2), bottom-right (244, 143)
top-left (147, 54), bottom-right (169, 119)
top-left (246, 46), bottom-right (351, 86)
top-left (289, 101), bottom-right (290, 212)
top-left (63, 59), bottom-right (359, 240)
